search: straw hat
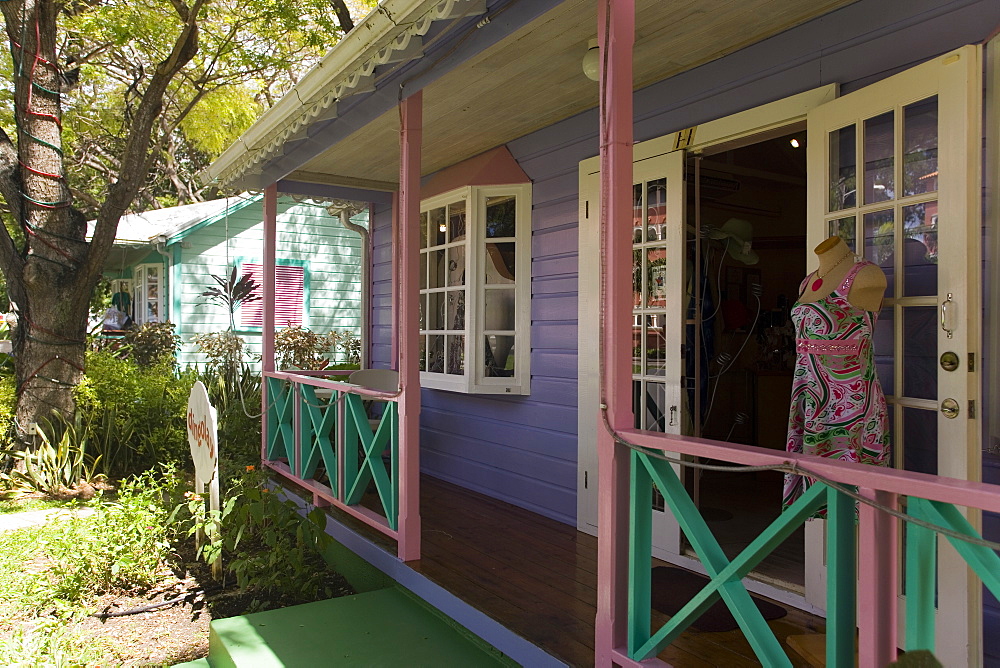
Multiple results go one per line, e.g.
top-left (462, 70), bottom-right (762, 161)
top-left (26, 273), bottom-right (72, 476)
top-left (707, 218), bottom-right (759, 265)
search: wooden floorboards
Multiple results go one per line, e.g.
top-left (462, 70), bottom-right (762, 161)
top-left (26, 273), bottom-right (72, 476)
top-left (314, 473), bottom-right (826, 666)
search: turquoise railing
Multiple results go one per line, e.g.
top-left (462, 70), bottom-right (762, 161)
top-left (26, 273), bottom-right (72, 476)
top-left (264, 371), bottom-right (400, 536)
top-left (624, 441), bottom-right (1000, 666)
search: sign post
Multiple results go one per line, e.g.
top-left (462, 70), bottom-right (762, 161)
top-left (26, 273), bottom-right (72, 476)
top-left (187, 380), bottom-right (221, 578)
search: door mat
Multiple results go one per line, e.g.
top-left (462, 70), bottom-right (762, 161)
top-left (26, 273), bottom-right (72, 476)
top-left (650, 566), bottom-right (787, 633)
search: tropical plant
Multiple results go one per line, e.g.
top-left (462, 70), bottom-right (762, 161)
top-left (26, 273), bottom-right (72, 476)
top-left (0, 421), bottom-right (101, 499)
top-left (201, 266), bottom-right (261, 327)
top-left (122, 321), bottom-right (181, 366)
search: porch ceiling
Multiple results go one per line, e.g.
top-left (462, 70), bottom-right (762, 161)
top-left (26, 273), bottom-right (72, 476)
top-left (290, 0), bottom-right (856, 187)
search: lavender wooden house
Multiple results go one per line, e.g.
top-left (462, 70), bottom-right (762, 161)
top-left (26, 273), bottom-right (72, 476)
top-left (204, 1), bottom-right (1000, 665)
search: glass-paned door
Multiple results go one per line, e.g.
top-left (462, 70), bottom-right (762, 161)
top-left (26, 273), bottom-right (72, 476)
top-left (805, 46), bottom-right (981, 665)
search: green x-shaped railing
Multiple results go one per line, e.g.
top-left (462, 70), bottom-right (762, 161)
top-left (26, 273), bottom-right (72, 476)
top-left (627, 447), bottom-right (1000, 665)
top-left (264, 376), bottom-right (399, 530)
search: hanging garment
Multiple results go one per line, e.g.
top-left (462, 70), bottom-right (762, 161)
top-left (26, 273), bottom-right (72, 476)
top-left (782, 260), bottom-right (890, 511)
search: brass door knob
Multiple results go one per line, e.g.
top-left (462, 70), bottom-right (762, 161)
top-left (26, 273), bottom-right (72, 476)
top-left (941, 398), bottom-right (960, 419)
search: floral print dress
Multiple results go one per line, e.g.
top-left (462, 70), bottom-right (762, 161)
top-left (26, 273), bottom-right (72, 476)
top-left (782, 260), bottom-right (890, 511)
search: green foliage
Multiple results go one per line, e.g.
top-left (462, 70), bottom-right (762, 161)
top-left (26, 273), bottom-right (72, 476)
top-left (0, 618), bottom-right (112, 668)
top-left (122, 321), bottom-right (181, 366)
top-left (193, 329), bottom-right (247, 375)
top-left (198, 365), bottom-right (262, 468)
top-left (74, 351), bottom-right (196, 477)
top-left (0, 375), bottom-right (15, 443)
top-left (180, 86), bottom-right (262, 156)
top-left (0, 422), bottom-right (101, 498)
top-left (177, 469), bottom-right (342, 612)
top-left (201, 266), bottom-right (261, 322)
top-left (274, 326), bottom-right (361, 370)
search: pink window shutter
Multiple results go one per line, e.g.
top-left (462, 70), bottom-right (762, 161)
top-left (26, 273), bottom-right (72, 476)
top-left (241, 263), bottom-right (303, 328)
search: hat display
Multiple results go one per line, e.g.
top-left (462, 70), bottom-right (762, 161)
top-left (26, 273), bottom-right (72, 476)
top-left (707, 218), bottom-right (759, 265)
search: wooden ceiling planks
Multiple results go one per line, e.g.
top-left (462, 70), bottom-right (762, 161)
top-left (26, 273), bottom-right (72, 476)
top-left (294, 0), bottom-right (856, 186)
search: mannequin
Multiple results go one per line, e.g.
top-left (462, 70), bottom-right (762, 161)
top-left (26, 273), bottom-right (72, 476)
top-left (783, 235), bottom-right (890, 512)
top-left (797, 236), bottom-right (886, 312)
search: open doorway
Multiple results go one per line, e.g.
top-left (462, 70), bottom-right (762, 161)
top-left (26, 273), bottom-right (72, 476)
top-left (682, 127), bottom-right (808, 590)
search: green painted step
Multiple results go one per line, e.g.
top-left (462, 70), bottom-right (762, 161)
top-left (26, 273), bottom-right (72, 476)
top-left (207, 587), bottom-right (511, 667)
top-left (171, 658), bottom-right (211, 667)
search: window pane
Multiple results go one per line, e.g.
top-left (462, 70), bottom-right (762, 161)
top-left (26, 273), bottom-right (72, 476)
top-left (447, 245), bottom-right (465, 286)
top-left (430, 207), bottom-right (446, 246)
top-left (419, 336), bottom-right (426, 371)
top-left (447, 290), bottom-right (465, 330)
top-left (829, 216), bottom-right (856, 252)
top-left (642, 381), bottom-right (667, 432)
top-left (427, 292), bottom-right (444, 330)
top-left (863, 111), bottom-right (894, 204)
top-left (484, 335), bottom-right (515, 377)
top-left (903, 407), bottom-right (936, 475)
top-left (863, 209), bottom-right (894, 296)
top-left (902, 306), bottom-right (936, 400)
top-left (447, 335), bottom-right (464, 375)
top-left (427, 335), bottom-right (444, 373)
top-left (418, 295), bottom-right (425, 330)
top-left (647, 178), bottom-right (667, 241)
top-left (903, 97), bottom-right (938, 197)
top-left (645, 315), bottom-right (667, 377)
top-left (428, 249), bottom-right (445, 289)
top-left (873, 307), bottom-right (894, 396)
top-left (484, 242), bottom-right (515, 284)
top-left (632, 183), bottom-right (643, 243)
top-left (419, 252), bottom-right (427, 290)
top-left (645, 248), bottom-right (667, 308)
top-left (485, 195), bottom-right (516, 238)
top-left (420, 212), bottom-right (428, 249)
top-left (632, 249), bottom-right (643, 308)
top-left (449, 199), bottom-right (466, 241)
top-left (902, 201), bottom-right (937, 297)
top-left (828, 125), bottom-right (857, 212)
top-left (485, 288), bottom-right (515, 330)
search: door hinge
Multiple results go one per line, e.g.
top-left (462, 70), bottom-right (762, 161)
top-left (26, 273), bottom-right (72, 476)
top-left (969, 400), bottom-right (976, 419)
top-left (584, 470), bottom-right (588, 489)
top-left (968, 352), bottom-right (975, 372)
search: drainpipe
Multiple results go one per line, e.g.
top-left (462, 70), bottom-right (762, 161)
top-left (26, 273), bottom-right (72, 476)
top-left (154, 235), bottom-right (171, 322)
top-left (328, 200), bottom-right (370, 369)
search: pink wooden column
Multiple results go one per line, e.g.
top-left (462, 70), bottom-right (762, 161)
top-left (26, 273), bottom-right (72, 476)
top-left (397, 91), bottom-right (422, 561)
top-left (594, 1), bottom-right (635, 665)
top-left (858, 488), bottom-right (899, 665)
top-left (261, 183), bottom-right (278, 461)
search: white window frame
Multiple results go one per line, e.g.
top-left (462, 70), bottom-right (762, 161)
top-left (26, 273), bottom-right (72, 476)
top-left (419, 183), bottom-right (532, 395)
top-left (133, 263), bottom-right (163, 324)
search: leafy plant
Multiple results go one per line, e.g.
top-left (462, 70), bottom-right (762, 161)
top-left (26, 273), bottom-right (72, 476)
top-left (201, 266), bottom-right (261, 328)
top-left (122, 320), bottom-right (181, 366)
top-left (274, 326), bottom-right (360, 370)
top-left (0, 422), bottom-right (101, 499)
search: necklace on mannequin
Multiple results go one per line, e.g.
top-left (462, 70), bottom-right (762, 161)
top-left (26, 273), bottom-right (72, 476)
top-left (811, 248), bottom-right (855, 292)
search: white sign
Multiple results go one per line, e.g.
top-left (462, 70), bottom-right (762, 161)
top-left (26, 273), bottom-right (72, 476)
top-left (187, 381), bottom-right (218, 485)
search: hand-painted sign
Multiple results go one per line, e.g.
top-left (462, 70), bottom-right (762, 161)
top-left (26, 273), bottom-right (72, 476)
top-left (187, 380), bottom-right (219, 485)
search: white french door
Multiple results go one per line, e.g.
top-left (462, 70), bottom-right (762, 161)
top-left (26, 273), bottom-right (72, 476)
top-left (804, 45), bottom-right (982, 665)
top-left (578, 149), bottom-right (686, 558)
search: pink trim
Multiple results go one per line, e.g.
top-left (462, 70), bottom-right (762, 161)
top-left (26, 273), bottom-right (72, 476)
top-left (595, 2), bottom-right (635, 666)
top-left (397, 91), bottom-right (423, 562)
top-left (838, 258), bottom-right (868, 292)
top-left (420, 145), bottom-right (530, 200)
top-left (391, 191), bottom-right (400, 370)
top-left (858, 488), bottom-right (899, 666)
top-left (261, 184), bottom-right (278, 462)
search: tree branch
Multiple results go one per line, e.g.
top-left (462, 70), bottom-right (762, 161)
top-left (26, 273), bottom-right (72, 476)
top-left (330, 0), bottom-right (355, 32)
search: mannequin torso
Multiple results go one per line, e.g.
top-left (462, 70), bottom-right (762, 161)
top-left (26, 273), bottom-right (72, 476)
top-left (797, 236), bottom-right (886, 312)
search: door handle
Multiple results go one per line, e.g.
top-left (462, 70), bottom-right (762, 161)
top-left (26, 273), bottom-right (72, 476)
top-left (940, 293), bottom-right (955, 339)
top-left (940, 398), bottom-right (960, 419)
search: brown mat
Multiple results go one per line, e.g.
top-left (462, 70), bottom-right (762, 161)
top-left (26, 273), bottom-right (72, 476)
top-left (650, 566), bottom-right (788, 633)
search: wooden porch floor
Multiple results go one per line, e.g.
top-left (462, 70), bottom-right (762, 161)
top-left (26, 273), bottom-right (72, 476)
top-left (322, 474), bottom-right (826, 667)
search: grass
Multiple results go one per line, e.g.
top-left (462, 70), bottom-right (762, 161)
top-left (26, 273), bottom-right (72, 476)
top-left (0, 497), bottom-right (88, 515)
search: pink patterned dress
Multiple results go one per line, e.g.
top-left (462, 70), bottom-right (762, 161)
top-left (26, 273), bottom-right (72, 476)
top-left (782, 260), bottom-right (890, 511)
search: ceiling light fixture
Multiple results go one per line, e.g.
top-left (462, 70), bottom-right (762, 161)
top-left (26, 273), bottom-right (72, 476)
top-left (789, 138), bottom-right (801, 148)
top-left (582, 38), bottom-right (600, 81)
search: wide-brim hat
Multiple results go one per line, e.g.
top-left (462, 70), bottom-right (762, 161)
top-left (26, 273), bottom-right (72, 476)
top-left (707, 218), bottom-right (759, 265)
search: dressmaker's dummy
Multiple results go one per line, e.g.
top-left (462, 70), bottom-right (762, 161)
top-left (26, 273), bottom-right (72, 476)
top-left (782, 235), bottom-right (890, 512)
top-left (797, 236), bottom-right (886, 312)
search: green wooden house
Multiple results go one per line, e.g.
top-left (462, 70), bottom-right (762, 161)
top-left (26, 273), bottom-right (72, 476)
top-left (98, 193), bottom-right (368, 368)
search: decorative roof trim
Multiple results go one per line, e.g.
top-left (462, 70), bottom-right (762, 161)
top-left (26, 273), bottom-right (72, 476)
top-left (206, 0), bottom-right (487, 188)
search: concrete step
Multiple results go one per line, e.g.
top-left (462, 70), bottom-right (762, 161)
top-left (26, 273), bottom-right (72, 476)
top-left (207, 587), bottom-right (513, 667)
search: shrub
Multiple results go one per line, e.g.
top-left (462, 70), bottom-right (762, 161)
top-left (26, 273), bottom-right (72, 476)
top-left (274, 326), bottom-right (360, 370)
top-left (193, 330), bottom-right (247, 374)
top-left (122, 321), bottom-right (180, 366)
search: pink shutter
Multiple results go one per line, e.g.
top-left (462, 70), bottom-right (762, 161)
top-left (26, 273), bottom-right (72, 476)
top-left (241, 263), bottom-right (303, 328)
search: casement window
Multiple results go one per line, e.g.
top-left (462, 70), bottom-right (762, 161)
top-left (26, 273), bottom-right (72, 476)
top-left (240, 262), bottom-right (305, 329)
top-left (419, 184), bottom-right (531, 394)
top-left (133, 264), bottom-right (163, 324)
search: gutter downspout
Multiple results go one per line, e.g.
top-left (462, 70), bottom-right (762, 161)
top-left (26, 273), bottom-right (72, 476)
top-left (329, 201), bottom-right (370, 369)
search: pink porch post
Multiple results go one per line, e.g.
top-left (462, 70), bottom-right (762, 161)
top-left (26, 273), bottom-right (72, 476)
top-left (858, 488), bottom-right (899, 664)
top-left (397, 91), bottom-right (422, 561)
top-left (595, 1), bottom-right (635, 666)
top-left (261, 183), bottom-right (278, 461)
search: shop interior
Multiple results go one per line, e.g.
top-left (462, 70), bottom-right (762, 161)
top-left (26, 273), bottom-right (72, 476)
top-left (682, 127), bottom-right (808, 589)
